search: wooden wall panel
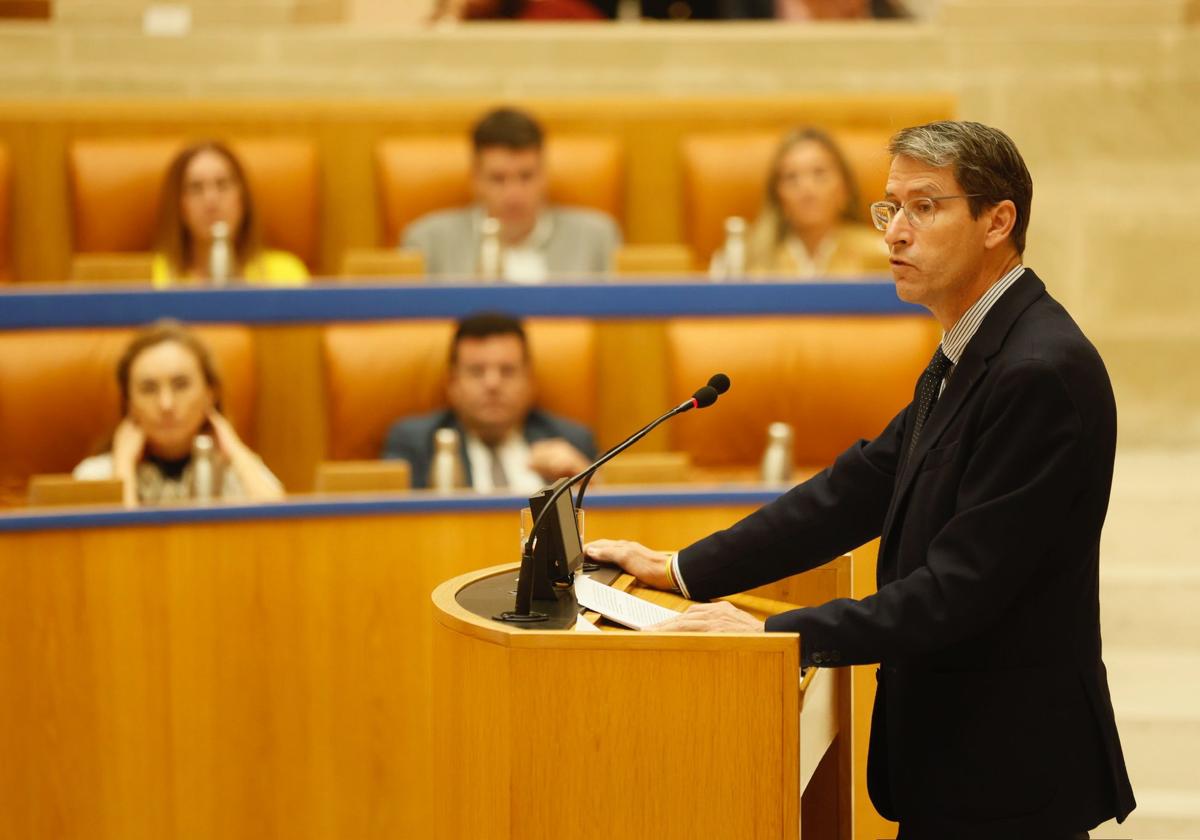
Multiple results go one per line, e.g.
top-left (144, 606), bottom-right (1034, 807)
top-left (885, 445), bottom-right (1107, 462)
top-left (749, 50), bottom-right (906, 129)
top-left (1, 501), bottom-right (809, 840)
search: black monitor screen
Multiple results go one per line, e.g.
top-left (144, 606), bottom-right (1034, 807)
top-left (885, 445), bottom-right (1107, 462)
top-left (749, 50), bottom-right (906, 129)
top-left (529, 478), bottom-right (583, 581)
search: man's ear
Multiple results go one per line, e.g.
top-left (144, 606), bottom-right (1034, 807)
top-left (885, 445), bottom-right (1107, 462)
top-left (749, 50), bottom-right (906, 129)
top-left (984, 199), bottom-right (1017, 250)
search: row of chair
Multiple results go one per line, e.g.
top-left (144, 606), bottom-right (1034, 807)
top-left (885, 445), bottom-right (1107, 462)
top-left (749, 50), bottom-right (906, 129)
top-left (0, 128), bottom-right (894, 281)
top-left (0, 314), bottom-right (938, 504)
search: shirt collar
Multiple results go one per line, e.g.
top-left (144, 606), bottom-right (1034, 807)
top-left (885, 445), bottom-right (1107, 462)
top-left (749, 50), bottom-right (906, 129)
top-left (941, 264), bottom-right (1025, 364)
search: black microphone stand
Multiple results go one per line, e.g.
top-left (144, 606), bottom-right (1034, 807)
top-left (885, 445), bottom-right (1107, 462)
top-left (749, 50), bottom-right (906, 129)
top-left (494, 387), bottom-right (717, 624)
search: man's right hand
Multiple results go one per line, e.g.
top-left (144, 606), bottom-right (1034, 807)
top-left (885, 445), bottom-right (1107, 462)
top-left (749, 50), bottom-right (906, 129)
top-left (583, 539), bottom-right (674, 591)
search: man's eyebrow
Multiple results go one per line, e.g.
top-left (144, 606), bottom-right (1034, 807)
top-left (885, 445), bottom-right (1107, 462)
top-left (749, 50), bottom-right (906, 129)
top-left (890, 181), bottom-right (945, 198)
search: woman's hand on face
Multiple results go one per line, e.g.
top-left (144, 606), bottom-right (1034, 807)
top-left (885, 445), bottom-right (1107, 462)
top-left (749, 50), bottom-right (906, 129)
top-left (111, 418), bottom-right (146, 475)
top-left (206, 409), bottom-right (246, 458)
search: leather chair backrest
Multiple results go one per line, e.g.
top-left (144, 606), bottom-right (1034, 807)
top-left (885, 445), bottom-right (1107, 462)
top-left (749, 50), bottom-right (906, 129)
top-left (322, 319), bottom-right (597, 460)
top-left (0, 144), bottom-right (10, 283)
top-left (68, 137), bottom-right (320, 268)
top-left (680, 128), bottom-right (893, 262)
top-left (376, 135), bottom-right (624, 246)
top-left (0, 325), bottom-right (257, 504)
top-left (666, 316), bottom-right (940, 467)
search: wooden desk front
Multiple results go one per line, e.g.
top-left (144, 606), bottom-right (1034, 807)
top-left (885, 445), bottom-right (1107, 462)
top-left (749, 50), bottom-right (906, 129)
top-left (0, 489), bottom-right (832, 840)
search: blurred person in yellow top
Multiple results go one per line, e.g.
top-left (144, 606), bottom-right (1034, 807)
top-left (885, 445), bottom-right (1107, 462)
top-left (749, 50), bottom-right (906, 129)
top-left (713, 127), bottom-right (890, 279)
top-left (151, 140), bottom-right (308, 287)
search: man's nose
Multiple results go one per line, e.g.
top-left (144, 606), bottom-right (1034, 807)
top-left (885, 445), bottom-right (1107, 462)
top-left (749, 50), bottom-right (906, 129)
top-left (501, 183), bottom-right (525, 203)
top-left (883, 211), bottom-right (912, 250)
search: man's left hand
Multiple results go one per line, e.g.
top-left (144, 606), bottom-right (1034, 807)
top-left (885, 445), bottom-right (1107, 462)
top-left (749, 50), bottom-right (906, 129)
top-left (649, 601), bottom-right (765, 633)
top-left (528, 438), bottom-right (590, 480)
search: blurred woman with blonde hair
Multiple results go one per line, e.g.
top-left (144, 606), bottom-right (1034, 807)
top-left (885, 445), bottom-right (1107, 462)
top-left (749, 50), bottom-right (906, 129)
top-left (74, 321), bottom-right (284, 506)
top-left (152, 140), bottom-right (308, 287)
top-left (729, 127), bottom-right (890, 279)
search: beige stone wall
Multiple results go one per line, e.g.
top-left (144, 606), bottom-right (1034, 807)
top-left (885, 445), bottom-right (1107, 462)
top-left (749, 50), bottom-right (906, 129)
top-left (0, 0), bottom-right (1197, 445)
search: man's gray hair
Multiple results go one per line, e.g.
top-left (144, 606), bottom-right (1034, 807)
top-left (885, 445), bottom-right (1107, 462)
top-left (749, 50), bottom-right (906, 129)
top-left (889, 121), bottom-right (1033, 254)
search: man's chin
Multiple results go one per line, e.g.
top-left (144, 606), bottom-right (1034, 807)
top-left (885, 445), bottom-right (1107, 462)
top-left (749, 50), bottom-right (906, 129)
top-left (892, 274), bottom-right (923, 305)
top-left (471, 417), bottom-right (518, 441)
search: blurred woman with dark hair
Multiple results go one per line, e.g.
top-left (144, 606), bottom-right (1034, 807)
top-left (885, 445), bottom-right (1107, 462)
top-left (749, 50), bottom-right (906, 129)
top-left (74, 322), bottom-right (284, 506)
top-left (717, 127), bottom-right (890, 279)
top-left (152, 140), bottom-right (308, 287)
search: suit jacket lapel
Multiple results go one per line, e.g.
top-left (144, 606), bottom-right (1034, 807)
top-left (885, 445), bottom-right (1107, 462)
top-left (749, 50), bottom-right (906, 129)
top-left (880, 270), bottom-right (1048, 547)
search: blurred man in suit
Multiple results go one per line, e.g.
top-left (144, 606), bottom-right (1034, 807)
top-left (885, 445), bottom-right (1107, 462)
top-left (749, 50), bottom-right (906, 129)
top-left (586, 121), bottom-right (1134, 839)
top-left (382, 312), bottom-right (595, 491)
top-left (401, 107), bottom-right (620, 282)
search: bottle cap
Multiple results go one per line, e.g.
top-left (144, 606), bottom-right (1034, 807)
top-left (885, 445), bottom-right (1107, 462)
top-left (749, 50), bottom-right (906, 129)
top-left (767, 421), bottom-right (793, 441)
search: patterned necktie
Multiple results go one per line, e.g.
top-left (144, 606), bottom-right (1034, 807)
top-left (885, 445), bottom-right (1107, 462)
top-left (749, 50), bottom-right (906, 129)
top-left (487, 445), bottom-right (508, 490)
top-left (908, 345), bottom-right (953, 458)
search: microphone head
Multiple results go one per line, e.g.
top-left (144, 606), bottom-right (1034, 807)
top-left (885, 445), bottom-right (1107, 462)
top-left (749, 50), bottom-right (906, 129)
top-left (707, 373), bottom-right (731, 395)
top-left (692, 385), bottom-right (719, 409)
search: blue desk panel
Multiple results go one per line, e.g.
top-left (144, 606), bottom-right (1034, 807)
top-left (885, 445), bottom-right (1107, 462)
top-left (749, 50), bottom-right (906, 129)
top-left (0, 487), bottom-right (785, 533)
top-left (0, 280), bottom-right (920, 329)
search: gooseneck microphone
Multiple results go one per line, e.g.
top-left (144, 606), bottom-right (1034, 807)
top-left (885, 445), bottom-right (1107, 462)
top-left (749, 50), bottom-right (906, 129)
top-left (708, 372), bottom-right (731, 396)
top-left (495, 375), bottom-right (729, 623)
top-left (574, 372), bottom-right (730, 511)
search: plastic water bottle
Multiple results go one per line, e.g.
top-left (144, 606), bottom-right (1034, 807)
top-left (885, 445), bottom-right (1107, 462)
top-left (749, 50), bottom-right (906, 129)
top-left (760, 421), bottom-right (794, 484)
top-left (719, 215), bottom-right (747, 281)
top-left (209, 220), bottom-right (231, 286)
top-left (192, 434), bottom-right (216, 501)
top-left (477, 217), bottom-right (502, 281)
top-left (430, 428), bottom-right (466, 492)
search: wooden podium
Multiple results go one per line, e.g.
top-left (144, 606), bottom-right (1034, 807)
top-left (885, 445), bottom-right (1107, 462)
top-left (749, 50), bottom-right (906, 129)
top-left (431, 560), bottom-right (852, 840)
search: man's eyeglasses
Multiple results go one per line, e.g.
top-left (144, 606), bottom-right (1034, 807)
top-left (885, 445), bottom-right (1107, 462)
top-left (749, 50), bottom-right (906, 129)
top-left (869, 194), bottom-right (983, 231)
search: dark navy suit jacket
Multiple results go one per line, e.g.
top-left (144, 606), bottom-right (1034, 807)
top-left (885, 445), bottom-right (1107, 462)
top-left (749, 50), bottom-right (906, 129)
top-left (381, 408), bottom-right (596, 489)
top-left (677, 271), bottom-right (1135, 837)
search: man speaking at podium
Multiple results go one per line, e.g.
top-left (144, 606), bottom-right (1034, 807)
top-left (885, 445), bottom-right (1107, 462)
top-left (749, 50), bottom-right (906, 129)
top-left (585, 121), bottom-right (1135, 839)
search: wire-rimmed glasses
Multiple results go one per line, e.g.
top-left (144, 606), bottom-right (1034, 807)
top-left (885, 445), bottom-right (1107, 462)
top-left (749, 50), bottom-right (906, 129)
top-left (869, 194), bottom-right (984, 231)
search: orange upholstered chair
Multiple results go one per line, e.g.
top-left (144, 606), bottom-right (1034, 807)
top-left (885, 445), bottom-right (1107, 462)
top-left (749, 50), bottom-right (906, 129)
top-left (0, 325), bottom-right (257, 504)
top-left (0, 144), bottom-right (10, 283)
top-left (67, 137), bottom-right (320, 269)
top-left (321, 319), bottom-right (597, 460)
top-left (680, 128), bottom-right (893, 263)
top-left (375, 135), bottom-right (624, 246)
top-left (665, 316), bottom-right (940, 469)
